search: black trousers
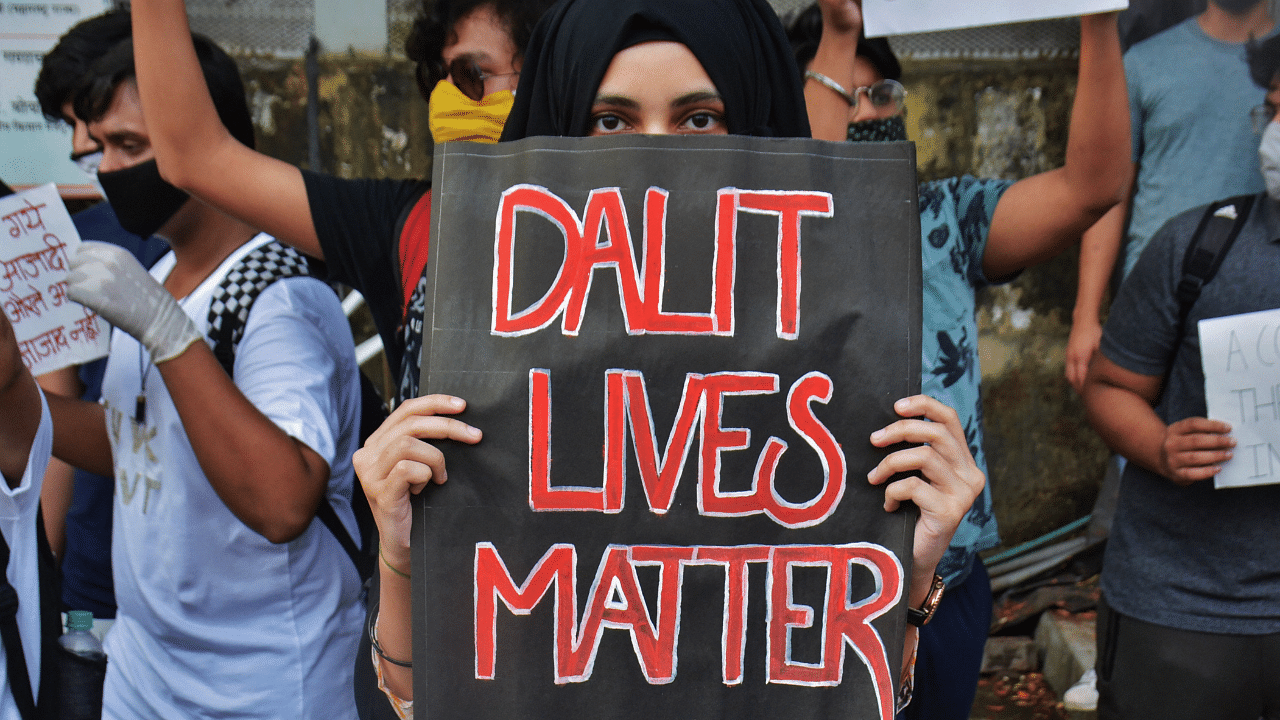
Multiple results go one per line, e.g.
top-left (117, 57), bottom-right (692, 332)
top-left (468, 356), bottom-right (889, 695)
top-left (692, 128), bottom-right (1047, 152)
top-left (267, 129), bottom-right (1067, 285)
top-left (1097, 595), bottom-right (1280, 720)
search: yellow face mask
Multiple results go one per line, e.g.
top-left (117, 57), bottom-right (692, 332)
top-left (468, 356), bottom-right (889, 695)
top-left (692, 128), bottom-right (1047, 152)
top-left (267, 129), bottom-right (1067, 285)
top-left (428, 80), bottom-right (514, 144)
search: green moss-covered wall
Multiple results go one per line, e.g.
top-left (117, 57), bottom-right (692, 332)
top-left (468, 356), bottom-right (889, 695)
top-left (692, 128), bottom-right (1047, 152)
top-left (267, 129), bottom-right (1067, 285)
top-left (238, 52), bottom-right (432, 180)
top-left (905, 58), bottom-right (1110, 548)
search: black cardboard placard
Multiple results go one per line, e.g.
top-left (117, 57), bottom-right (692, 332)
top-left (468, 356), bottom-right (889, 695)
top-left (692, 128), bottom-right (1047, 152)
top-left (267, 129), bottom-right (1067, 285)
top-left (413, 134), bottom-right (921, 720)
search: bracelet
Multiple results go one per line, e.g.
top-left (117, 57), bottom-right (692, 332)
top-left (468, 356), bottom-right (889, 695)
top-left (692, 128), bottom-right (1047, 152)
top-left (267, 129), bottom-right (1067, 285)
top-left (804, 70), bottom-right (855, 105)
top-left (370, 611), bottom-right (413, 668)
top-left (380, 544), bottom-right (411, 580)
top-left (906, 574), bottom-right (946, 627)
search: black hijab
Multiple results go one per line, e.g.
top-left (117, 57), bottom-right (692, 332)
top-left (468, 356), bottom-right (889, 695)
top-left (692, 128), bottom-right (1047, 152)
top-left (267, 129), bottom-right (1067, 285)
top-left (500, 0), bottom-right (811, 141)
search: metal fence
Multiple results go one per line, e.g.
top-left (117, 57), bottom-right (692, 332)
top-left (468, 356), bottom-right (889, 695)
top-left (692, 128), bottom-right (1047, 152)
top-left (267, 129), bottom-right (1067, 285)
top-left (888, 20), bottom-right (1080, 61)
top-left (186, 0), bottom-right (314, 57)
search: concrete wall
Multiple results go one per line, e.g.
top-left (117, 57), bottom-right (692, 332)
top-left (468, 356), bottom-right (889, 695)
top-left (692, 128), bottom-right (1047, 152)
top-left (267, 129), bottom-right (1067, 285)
top-left (905, 58), bottom-right (1110, 549)
top-left (236, 51), bottom-right (1108, 551)
top-left (239, 52), bottom-right (430, 180)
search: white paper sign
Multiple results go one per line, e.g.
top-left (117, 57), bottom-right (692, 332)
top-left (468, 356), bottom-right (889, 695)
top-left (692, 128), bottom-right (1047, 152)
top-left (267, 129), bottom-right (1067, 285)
top-left (862, 0), bottom-right (1128, 38)
top-left (0, 1), bottom-right (113, 195)
top-left (1, 183), bottom-right (108, 375)
top-left (1200, 308), bottom-right (1280, 489)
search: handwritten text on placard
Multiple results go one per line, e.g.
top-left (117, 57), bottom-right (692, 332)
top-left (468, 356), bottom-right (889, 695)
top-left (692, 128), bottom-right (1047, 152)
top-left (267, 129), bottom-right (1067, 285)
top-left (1200, 308), bottom-right (1280, 488)
top-left (1, 183), bottom-right (108, 375)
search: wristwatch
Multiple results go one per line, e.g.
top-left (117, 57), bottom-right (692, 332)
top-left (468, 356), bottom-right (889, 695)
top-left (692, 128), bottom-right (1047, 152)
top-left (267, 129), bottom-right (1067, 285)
top-left (906, 574), bottom-right (946, 627)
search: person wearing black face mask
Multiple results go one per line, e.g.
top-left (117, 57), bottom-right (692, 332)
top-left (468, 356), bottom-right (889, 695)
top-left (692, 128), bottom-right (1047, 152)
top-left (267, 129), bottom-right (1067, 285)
top-left (94, 159), bottom-right (191, 239)
top-left (47, 37), bottom-right (368, 719)
top-left (790, 2), bottom-right (1131, 718)
top-left (32, 10), bottom-right (170, 630)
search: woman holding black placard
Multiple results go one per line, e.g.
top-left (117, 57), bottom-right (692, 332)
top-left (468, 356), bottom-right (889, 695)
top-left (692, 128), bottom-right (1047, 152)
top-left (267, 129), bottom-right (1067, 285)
top-left (126, 0), bottom-right (983, 715)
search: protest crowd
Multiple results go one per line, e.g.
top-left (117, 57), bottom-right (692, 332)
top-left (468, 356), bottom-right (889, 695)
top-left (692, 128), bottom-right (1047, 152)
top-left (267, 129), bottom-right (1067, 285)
top-left (0, 0), bottom-right (1277, 718)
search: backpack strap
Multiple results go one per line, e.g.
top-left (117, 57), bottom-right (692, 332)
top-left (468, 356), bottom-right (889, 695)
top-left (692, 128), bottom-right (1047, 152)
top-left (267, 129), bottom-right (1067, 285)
top-left (316, 502), bottom-right (373, 581)
top-left (0, 521), bottom-right (36, 720)
top-left (1170, 194), bottom-right (1257, 364)
top-left (206, 240), bottom-right (313, 377)
top-left (206, 240), bottom-right (373, 582)
top-left (33, 507), bottom-right (58, 719)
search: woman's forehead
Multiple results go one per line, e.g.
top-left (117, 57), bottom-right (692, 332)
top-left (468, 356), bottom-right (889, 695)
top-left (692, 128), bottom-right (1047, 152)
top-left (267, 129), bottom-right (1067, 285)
top-left (595, 41), bottom-right (715, 97)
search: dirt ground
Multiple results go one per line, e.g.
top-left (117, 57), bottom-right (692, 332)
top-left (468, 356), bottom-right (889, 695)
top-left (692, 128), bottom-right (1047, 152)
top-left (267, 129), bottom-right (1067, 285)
top-left (970, 672), bottom-right (1071, 720)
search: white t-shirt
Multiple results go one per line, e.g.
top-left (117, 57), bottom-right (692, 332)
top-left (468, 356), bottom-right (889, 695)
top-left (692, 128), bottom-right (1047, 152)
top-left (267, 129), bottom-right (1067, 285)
top-left (0, 392), bottom-right (48, 720)
top-left (99, 235), bottom-right (363, 719)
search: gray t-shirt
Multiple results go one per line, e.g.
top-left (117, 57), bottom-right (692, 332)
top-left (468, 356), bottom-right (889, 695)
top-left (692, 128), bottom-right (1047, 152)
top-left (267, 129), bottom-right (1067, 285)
top-left (1100, 194), bottom-right (1280, 634)
top-left (1123, 17), bottom-right (1269, 277)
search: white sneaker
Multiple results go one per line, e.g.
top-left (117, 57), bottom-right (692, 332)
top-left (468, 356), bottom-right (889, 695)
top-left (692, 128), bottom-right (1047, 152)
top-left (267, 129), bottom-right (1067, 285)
top-left (1062, 668), bottom-right (1098, 710)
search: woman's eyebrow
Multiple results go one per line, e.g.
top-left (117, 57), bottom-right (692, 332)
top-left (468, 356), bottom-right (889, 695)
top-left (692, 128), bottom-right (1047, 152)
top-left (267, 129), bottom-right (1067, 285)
top-left (672, 90), bottom-right (723, 108)
top-left (592, 94), bottom-right (641, 110)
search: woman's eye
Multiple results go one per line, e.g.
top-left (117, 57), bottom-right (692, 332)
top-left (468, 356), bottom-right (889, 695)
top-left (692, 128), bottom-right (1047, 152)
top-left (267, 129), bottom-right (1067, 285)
top-left (592, 114), bottom-right (629, 134)
top-left (681, 112), bottom-right (723, 132)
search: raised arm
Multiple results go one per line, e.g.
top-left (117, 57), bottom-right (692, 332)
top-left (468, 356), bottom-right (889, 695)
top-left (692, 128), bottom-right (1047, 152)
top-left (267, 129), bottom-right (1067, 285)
top-left (129, 0), bottom-right (322, 258)
top-left (803, 0), bottom-right (863, 142)
top-left (0, 315), bottom-right (43, 487)
top-left (982, 12), bottom-right (1131, 279)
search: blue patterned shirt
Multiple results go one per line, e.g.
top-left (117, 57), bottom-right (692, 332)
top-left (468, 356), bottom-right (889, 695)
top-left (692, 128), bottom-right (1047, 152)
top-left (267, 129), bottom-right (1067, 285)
top-left (918, 175), bottom-right (1013, 585)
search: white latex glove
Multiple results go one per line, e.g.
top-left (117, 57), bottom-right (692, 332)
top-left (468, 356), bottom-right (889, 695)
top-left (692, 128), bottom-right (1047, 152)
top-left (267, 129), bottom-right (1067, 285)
top-left (67, 241), bottom-right (202, 363)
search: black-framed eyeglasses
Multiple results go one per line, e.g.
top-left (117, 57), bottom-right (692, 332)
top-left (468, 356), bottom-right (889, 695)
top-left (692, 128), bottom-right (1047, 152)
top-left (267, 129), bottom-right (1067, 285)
top-left (1252, 103), bottom-right (1276, 134)
top-left (444, 57), bottom-right (519, 102)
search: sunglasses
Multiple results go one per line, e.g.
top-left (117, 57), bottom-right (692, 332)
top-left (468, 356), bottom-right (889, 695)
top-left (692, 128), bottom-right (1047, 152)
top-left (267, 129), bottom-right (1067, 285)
top-left (445, 57), bottom-right (519, 102)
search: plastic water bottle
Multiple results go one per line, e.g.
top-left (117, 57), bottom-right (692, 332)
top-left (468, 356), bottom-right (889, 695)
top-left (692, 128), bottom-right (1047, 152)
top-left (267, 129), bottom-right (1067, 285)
top-left (59, 610), bottom-right (105, 660)
top-left (59, 610), bottom-right (106, 720)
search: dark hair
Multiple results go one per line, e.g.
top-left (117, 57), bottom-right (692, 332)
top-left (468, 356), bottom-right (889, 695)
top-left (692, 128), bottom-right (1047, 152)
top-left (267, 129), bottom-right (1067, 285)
top-left (404, 0), bottom-right (556, 102)
top-left (785, 3), bottom-right (901, 82)
top-left (34, 9), bottom-right (132, 122)
top-left (73, 34), bottom-right (256, 150)
top-left (1248, 33), bottom-right (1280, 90)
